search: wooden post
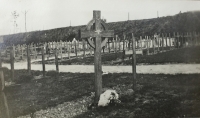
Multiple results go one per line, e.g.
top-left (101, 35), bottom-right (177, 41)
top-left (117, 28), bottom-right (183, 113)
top-left (60, 40), bottom-right (63, 60)
top-left (111, 38), bottom-right (114, 51)
top-left (108, 39), bottom-right (111, 53)
top-left (68, 42), bottom-right (71, 59)
top-left (147, 36), bottom-right (149, 55)
top-left (83, 39), bottom-right (86, 57)
top-left (0, 92), bottom-right (11, 118)
top-left (64, 41), bottom-right (67, 55)
top-left (41, 44), bottom-right (45, 77)
top-left (177, 32), bottom-right (179, 48)
top-left (74, 40), bottom-right (77, 57)
top-left (173, 32), bottom-right (176, 48)
top-left (27, 44), bottom-right (31, 75)
top-left (153, 35), bottom-right (155, 54)
top-left (198, 32), bottom-right (200, 45)
top-left (80, 11), bottom-right (114, 105)
top-left (0, 49), bottom-right (5, 90)
top-left (0, 68), bottom-right (5, 91)
top-left (21, 45), bottom-right (23, 59)
top-left (165, 33), bottom-right (168, 47)
top-left (10, 46), bottom-right (14, 80)
top-left (157, 34), bottom-right (160, 52)
top-left (190, 32), bottom-right (192, 46)
top-left (195, 32), bottom-right (197, 46)
top-left (115, 36), bottom-right (117, 53)
top-left (55, 43), bottom-right (59, 72)
top-left (161, 33), bottom-right (164, 51)
top-left (77, 40), bottom-right (79, 53)
top-left (139, 36), bottom-right (142, 50)
top-left (132, 33), bottom-right (136, 91)
top-left (34, 44), bottom-right (37, 59)
top-left (123, 34), bottom-right (125, 51)
top-left (0, 51), bottom-right (2, 68)
top-left (13, 45), bottom-right (15, 58)
top-left (122, 34), bottom-right (126, 61)
top-left (118, 37), bottom-right (121, 51)
top-left (169, 33), bottom-right (171, 50)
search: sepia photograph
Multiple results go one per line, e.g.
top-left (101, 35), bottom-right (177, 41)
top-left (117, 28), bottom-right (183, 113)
top-left (0, 0), bottom-right (200, 117)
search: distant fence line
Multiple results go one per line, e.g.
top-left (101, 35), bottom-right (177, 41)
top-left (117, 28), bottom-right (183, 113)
top-left (0, 32), bottom-right (200, 59)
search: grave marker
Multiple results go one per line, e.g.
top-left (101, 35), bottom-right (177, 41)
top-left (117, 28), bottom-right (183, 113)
top-left (81, 10), bottom-right (114, 104)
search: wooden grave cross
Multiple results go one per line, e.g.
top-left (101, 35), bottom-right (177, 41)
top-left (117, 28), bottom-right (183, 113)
top-left (81, 10), bottom-right (114, 104)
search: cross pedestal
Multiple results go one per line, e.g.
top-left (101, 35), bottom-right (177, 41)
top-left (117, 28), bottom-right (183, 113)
top-left (81, 11), bottom-right (114, 104)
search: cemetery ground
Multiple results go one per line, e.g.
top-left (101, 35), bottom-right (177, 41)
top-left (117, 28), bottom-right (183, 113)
top-left (32, 46), bottom-right (200, 65)
top-left (2, 69), bottom-right (200, 118)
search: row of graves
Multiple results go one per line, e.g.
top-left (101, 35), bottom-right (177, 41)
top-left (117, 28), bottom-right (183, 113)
top-left (0, 10), bottom-right (200, 108)
top-left (0, 31), bottom-right (199, 61)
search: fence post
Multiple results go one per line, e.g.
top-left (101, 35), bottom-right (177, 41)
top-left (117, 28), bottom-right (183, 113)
top-left (83, 39), bottom-right (85, 57)
top-left (21, 45), bottom-right (23, 59)
top-left (41, 44), bottom-right (45, 77)
top-left (169, 33), bottom-right (171, 50)
top-left (122, 34), bottom-right (126, 61)
top-left (112, 38), bottom-right (114, 51)
top-left (108, 39), bottom-right (111, 53)
top-left (115, 35), bottom-right (117, 53)
top-left (157, 34), bottom-right (160, 52)
top-left (132, 33), bottom-right (136, 91)
top-left (34, 44), bottom-right (37, 59)
top-left (55, 42), bottom-right (59, 72)
top-left (27, 44), bottom-right (31, 75)
top-left (173, 32), bottom-right (176, 48)
top-left (195, 32), bottom-right (197, 46)
top-left (64, 41), bottom-right (66, 56)
top-left (77, 40), bottom-right (79, 53)
top-left (177, 32), bottom-right (179, 48)
top-left (0, 51), bottom-right (2, 68)
top-left (13, 45), bottom-right (15, 58)
top-left (118, 36), bottom-right (121, 51)
top-left (74, 40), bottom-right (77, 57)
top-left (161, 33), bottom-right (164, 51)
top-left (0, 68), bottom-right (5, 91)
top-left (0, 49), bottom-right (4, 91)
top-left (147, 36), bottom-right (149, 55)
top-left (153, 35), bottom-right (155, 54)
top-left (186, 32), bottom-right (189, 47)
top-left (165, 33), bottom-right (168, 48)
top-left (10, 46), bottom-right (14, 80)
top-left (68, 41), bottom-right (71, 59)
top-left (198, 32), bottom-right (200, 45)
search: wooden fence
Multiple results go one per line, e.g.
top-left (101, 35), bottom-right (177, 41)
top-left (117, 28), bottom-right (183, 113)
top-left (0, 32), bottom-right (199, 79)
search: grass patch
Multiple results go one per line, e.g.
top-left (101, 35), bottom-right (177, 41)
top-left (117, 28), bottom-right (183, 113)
top-left (3, 70), bottom-right (200, 117)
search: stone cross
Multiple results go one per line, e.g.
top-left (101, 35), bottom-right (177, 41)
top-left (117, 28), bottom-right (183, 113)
top-left (81, 10), bottom-right (114, 104)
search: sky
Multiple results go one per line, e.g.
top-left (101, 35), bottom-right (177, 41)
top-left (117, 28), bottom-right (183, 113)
top-left (0, 0), bottom-right (200, 35)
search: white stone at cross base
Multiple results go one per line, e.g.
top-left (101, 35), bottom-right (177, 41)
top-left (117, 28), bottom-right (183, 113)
top-left (98, 89), bottom-right (119, 107)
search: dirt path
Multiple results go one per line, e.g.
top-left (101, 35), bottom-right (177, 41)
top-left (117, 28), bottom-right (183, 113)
top-left (2, 61), bottom-right (200, 74)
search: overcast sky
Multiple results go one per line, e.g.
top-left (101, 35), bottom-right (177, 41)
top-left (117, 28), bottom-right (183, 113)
top-left (0, 0), bottom-right (200, 35)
